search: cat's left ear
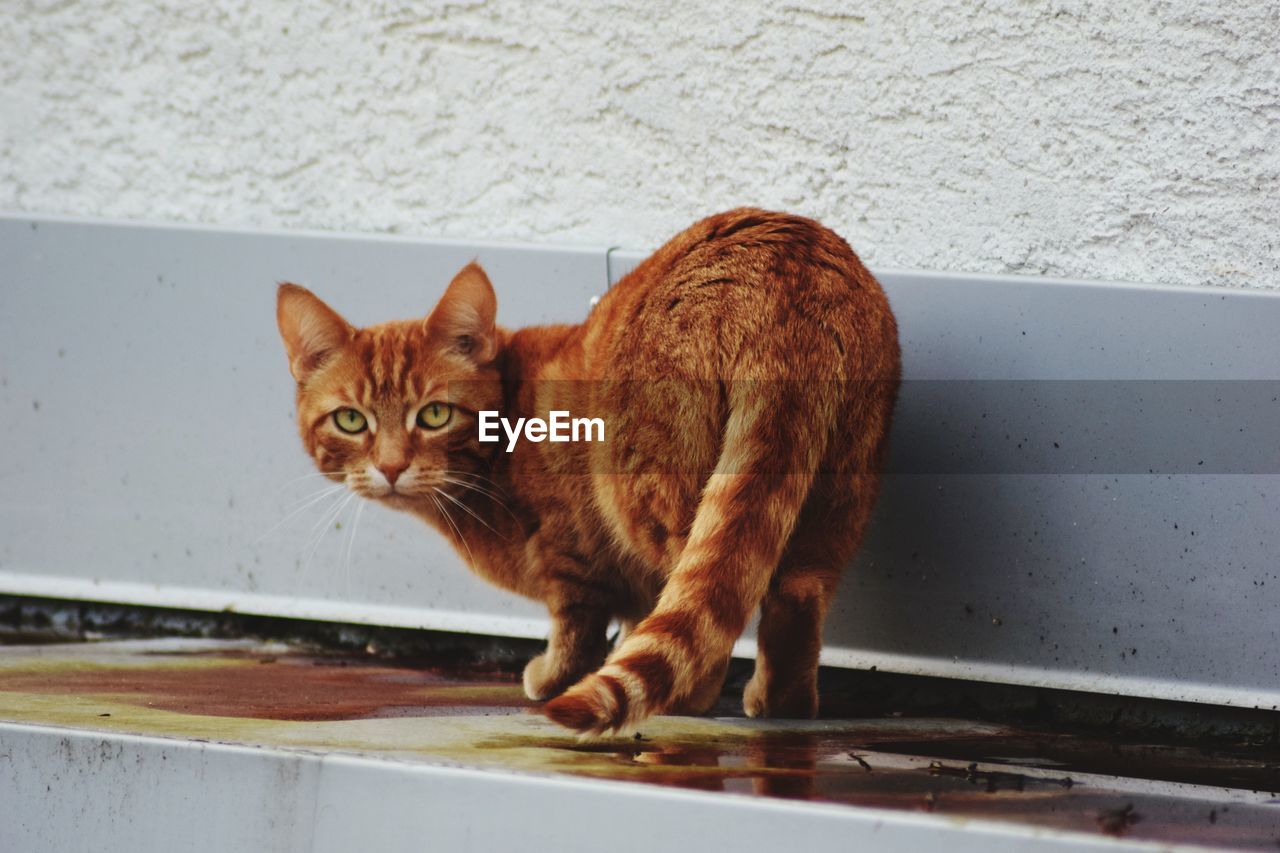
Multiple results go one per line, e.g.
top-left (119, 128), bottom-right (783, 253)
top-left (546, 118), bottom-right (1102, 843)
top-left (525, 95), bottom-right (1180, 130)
top-left (427, 262), bottom-right (498, 362)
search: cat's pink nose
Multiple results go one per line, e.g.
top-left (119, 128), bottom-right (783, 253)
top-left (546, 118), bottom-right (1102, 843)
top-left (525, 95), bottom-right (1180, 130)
top-left (378, 463), bottom-right (408, 487)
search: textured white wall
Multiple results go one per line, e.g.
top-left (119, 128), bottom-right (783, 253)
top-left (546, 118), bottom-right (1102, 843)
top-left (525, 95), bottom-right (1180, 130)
top-left (2, 1), bottom-right (1277, 289)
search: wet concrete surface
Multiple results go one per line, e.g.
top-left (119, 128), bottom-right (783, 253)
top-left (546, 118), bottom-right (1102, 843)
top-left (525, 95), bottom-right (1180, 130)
top-left (2, 638), bottom-right (1279, 849)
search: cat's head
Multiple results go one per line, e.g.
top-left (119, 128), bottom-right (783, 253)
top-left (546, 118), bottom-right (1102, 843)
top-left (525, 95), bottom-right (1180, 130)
top-left (275, 262), bottom-right (503, 505)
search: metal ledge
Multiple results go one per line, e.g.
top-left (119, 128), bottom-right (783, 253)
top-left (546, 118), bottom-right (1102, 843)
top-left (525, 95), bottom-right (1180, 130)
top-left (3, 724), bottom-right (1129, 853)
top-left (5, 639), bottom-right (1277, 852)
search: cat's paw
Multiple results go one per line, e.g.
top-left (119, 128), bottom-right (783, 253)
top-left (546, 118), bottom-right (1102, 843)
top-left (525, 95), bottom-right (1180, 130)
top-left (523, 653), bottom-right (576, 701)
top-left (743, 671), bottom-right (768, 718)
top-left (743, 672), bottom-right (818, 719)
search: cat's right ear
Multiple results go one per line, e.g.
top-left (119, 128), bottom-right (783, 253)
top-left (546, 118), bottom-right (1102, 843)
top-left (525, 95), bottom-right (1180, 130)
top-left (276, 283), bottom-right (354, 383)
top-left (426, 262), bottom-right (498, 363)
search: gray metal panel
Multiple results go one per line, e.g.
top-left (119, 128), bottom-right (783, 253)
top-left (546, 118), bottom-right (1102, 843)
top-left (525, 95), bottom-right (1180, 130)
top-left (3, 219), bottom-right (1279, 709)
top-left (843, 269), bottom-right (1280, 707)
top-left (0, 214), bottom-right (606, 638)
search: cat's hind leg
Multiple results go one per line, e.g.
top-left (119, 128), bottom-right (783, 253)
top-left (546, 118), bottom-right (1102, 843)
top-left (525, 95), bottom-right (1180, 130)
top-left (742, 564), bottom-right (837, 719)
top-left (743, 476), bottom-right (875, 719)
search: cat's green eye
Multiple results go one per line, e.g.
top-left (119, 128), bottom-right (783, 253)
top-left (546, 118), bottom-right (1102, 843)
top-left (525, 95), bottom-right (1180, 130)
top-left (333, 408), bottom-right (368, 434)
top-left (417, 402), bottom-right (452, 430)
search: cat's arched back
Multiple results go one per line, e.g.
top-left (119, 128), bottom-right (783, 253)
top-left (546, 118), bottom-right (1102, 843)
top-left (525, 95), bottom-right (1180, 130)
top-left (277, 209), bottom-right (900, 733)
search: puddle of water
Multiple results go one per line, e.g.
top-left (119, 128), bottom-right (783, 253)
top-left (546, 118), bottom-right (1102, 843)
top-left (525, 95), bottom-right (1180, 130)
top-left (869, 735), bottom-right (1280, 794)
top-left (476, 728), bottom-right (1280, 847)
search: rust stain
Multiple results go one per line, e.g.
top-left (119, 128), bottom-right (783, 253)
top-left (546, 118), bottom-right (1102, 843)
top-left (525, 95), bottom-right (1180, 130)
top-left (0, 653), bottom-right (533, 721)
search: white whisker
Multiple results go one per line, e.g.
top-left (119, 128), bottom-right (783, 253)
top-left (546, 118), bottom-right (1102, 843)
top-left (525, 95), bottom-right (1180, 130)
top-left (440, 473), bottom-right (506, 502)
top-left (434, 486), bottom-right (507, 541)
top-left (307, 489), bottom-right (350, 539)
top-left (446, 470), bottom-right (510, 496)
top-left (253, 484), bottom-right (345, 545)
top-left (431, 492), bottom-right (475, 567)
top-left (438, 475), bottom-right (519, 523)
top-left (284, 483), bottom-right (346, 510)
top-left (301, 491), bottom-right (354, 578)
top-left (276, 471), bottom-right (345, 493)
top-left (341, 498), bottom-right (365, 599)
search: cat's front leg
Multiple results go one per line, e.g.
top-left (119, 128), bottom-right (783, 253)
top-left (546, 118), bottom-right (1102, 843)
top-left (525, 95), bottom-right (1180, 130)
top-left (523, 600), bottom-right (612, 702)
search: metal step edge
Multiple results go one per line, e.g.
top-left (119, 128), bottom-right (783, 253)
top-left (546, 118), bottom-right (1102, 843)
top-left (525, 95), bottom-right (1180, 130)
top-left (0, 719), bottom-right (1185, 853)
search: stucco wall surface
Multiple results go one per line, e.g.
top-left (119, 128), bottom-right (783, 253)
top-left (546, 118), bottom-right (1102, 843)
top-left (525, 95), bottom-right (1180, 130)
top-left (2, 1), bottom-right (1277, 289)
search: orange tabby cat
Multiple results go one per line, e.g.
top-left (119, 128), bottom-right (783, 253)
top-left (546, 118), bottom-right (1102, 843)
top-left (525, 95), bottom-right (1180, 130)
top-left (276, 208), bottom-right (900, 734)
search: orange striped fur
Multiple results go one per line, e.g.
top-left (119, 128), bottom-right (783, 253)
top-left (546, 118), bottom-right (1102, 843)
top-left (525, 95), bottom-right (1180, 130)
top-left (276, 209), bottom-right (901, 734)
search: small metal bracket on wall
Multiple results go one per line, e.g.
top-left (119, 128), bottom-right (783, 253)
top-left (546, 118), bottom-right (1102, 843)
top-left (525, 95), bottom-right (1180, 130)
top-left (606, 245), bottom-right (643, 288)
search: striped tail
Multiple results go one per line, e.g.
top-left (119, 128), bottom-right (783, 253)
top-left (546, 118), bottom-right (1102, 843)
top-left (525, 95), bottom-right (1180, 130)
top-left (543, 380), bottom-right (834, 735)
